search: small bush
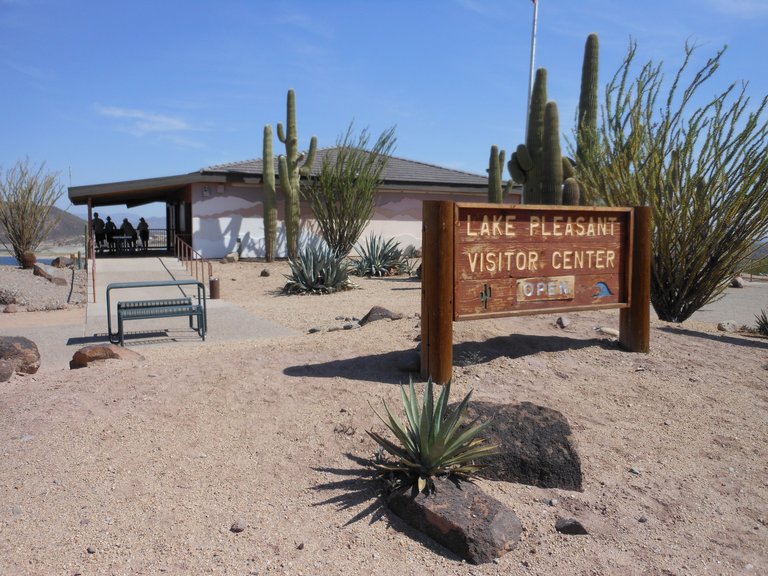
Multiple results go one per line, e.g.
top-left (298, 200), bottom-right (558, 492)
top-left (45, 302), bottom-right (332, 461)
top-left (756, 309), bottom-right (768, 336)
top-left (351, 234), bottom-right (409, 277)
top-left (283, 244), bottom-right (353, 294)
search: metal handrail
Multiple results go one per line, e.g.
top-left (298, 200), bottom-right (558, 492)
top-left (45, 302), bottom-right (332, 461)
top-left (174, 234), bottom-right (213, 282)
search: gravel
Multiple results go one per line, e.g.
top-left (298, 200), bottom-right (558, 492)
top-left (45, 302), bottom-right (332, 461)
top-left (0, 265), bottom-right (88, 311)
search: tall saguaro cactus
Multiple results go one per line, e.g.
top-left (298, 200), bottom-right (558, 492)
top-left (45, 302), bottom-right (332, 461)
top-left (576, 33), bottom-right (599, 204)
top-left (263, 124), bottom-right (277, 262)
top-left (508, 68), bottom-right (548, 204)
top-left (277, 89), bottom-right (317, 260)
top-left (487, 145), bottom-right (506, 203)
top-left (541, 101), bottom-right (564, 205)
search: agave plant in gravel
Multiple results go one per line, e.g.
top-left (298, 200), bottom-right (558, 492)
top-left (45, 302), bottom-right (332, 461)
top-left (283, 244), bottom-right (354, 294)
top-left (351, 233), bottom-right (409, 277)
top-left (367, 378), bottom-right (498, 494)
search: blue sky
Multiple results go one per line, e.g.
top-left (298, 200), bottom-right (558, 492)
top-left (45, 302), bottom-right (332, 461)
top-left (2, 0), bottom-right (767, 219)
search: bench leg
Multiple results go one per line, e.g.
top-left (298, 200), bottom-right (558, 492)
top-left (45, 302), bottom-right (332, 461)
top-left (118, 316), bottom-right (125, 346)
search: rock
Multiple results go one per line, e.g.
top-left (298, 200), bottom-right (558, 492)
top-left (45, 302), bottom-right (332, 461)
top-left (308, 327), bottom-right (322, 334)
top-left (398, 349), bottom-right (421, 373)
top-left (230, 520), bottom-right (246, 533)
top-left (555, 315), bottom-right (571, 328)
top-left (32, 263), bottom-right (69, 286)
top-left (260, 268), bottom-right (270, 277)
top-left (387, 478), bottom-right (522, 564)
top-left (717, 321), bottom-right (739, 333)
top-left (0, 360), bottom-right (13, 383)
top-left (51, 256), bottom-right (75, 269)
top-left (224, 252), bottom-right (239, 263)
top-left (464, 401), bottom-right (583, 491)
top-left (555, 516), bottom-right (589, 535)
top-left (730, 276), bottom-right (745, 288)
top-left (69, 344), bottom-right (144, 369)
top-left (596, 326), bottom-right (620, 337)
top-left (0, 336), bottom-right (41, 375)
top-left (3, 304), bottom-right (18, 313)
top-left (342, 323), bottom-right (360, 330)
top-left (86, 546), bottom-right (97, 554)
top-left (359, 306), bottom-right (404, 326)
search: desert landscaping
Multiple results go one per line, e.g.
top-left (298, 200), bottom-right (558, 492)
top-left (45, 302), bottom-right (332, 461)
top-left (0, 259), bottom-right (767, 575)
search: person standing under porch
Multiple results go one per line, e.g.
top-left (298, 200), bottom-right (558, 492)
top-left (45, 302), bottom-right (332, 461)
top-left (137, 217), bottom-right (149, 251)
top-left (92, 212), bottom-right (105, 253)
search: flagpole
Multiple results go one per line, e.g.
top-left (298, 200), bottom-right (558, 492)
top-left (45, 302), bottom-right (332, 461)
top-left (525, 0), bottom-right (539, 136)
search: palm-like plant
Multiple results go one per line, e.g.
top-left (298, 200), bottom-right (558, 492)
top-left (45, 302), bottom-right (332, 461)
top-left (367, 378), bottom-right (497, 494)
top-left (755, 309), bottom-right (768, 336)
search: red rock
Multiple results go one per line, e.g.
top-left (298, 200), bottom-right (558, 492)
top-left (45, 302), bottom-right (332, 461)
top-left (3, 304), bottom-right (18, 313)
top-left (0, 336), bottom-right (41, 375)
top-left (70, 344), bottom-right (144, 369)
top-left (387, 478), bottom-right (521, 564)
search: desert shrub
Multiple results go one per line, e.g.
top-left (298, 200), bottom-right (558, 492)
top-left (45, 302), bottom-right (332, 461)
top-left (305, 124), bottom-right (396, 257)
top-left (367, 378), bottom-right (497, 494)
top-left (576, 41), bottom-right (768, 322)
top-left (351, 233), bottom-right (409, 277)
top-left (0, 159), bottom-right (64, 266)
top-left (283, 244), bottom-right (353, 294)
top-left (755, 309), bottom-right (768, 336)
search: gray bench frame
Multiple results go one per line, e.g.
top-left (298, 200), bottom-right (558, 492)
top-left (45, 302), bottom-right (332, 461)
top-left (106, 280), bottom-right (207, 346)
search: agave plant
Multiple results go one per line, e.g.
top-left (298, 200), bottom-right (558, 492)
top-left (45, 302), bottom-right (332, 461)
top-left (367, 378), bottom-right (497, 494)
top-left (283, 244), bottom-right (354, 294)
top-left (755, 309), bottom-right (768, 336)
top-left (351, 233), bottom-right (409, 277)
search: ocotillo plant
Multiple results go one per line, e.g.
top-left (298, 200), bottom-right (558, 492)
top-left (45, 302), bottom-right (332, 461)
top-left (263, 124), bottom-right (277, 262)
top-left (487, 145), bottom-right (506, 203)
top-left (575, 33), bottom-right (599, 204)
top-left (277, 89), bottom-right (317, 260)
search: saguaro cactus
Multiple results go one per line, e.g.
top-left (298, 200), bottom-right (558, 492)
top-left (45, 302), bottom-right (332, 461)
top-left (508, 68), bottom-right (548, 204)
top-left (263, 124), bottom-right (277, 262)
top-left (277, 89), bottom-right (317, 260)
top-left (576, 33), bottom-right (599, 204)
top-left (541, 101), bottom-right (564, 205)
top-left (487, 145), bottom-right (506, 203)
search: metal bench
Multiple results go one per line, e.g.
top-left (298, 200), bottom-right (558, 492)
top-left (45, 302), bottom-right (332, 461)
top-left (106, 280), bottom-right (208, 346)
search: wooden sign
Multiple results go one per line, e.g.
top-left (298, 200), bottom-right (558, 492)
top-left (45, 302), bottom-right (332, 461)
top-left (454, 203), bottom-right (633, 319)
top-left (421, 201), bottom-right (651, 385)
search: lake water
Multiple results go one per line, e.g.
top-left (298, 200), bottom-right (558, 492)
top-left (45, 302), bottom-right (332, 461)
top-left (0, 256), bottom-right (54, 267)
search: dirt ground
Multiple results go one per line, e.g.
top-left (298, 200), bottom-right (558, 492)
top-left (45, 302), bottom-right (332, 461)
top-left (1, 260), bottom-right (766, 575)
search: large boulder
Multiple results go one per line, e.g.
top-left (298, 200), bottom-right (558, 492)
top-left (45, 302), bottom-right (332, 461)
top-left (70, 344), bottom-right (144, 369)
top-left (464, 401), bottom-right (583, 491)
top-left (0, 336), bottom-right (41, 376)
top-left (51, 256), bottom-right (75, 269)
top-left (388, 478), bottom-right (522, 564)
top-left (33, 263), bottom-right (69, 286)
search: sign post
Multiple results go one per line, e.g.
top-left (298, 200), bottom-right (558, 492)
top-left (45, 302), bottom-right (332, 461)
top-left (421, 201), bottom-right (650, 384)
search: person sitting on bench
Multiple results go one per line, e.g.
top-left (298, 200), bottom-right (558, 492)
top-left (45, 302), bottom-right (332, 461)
top-left (120, 218), bottom-right (138, 251)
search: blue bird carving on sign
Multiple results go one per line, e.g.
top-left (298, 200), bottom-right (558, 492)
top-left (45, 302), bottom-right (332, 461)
top-left (593, 281), bottom-right (613, 298)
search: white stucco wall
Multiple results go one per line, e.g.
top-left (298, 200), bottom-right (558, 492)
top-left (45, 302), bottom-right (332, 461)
top-left (191, 182), bottom-right (512, 259)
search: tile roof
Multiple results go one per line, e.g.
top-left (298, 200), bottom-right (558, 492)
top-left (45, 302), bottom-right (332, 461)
top-left (202, 147), bottom-right (488, 187)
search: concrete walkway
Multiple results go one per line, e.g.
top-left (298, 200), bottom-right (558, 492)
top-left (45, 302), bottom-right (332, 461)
top-left (2, 256), bottom-right (296, 372)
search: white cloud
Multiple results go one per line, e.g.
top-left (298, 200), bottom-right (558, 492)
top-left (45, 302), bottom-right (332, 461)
top-left (708, 0), bottom-right (768, 18)
top-left (96, 105), bottom-right (206, 149)
top-left (96, 106), bottom-right (192, 135)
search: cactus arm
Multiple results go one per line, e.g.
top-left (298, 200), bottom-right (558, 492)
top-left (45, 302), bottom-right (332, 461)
top-left (488, 145), bottom-right (503, 203)
top-left (563, 177), bottom-right (581, 206)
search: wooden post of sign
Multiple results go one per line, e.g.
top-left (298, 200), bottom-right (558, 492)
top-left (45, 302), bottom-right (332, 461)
top-left (620, 206), bottom-right (652, 352)
top-left (421, 201), bottom-right (455, 385)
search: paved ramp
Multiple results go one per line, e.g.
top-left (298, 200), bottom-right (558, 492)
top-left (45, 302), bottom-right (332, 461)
top-left (1, 256), bottom-right (296, 372)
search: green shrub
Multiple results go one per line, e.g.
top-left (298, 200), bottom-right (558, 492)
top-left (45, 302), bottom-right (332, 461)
top-left (367, 378), bottom-right (497, 494)
top-left (283, 244), bottom-right (353, 294)
top-left (351, 234), bottom-right (409, 277)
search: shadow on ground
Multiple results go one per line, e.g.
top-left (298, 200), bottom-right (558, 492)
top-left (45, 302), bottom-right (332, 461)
top-left (284, 334), bottom-right (614, 384)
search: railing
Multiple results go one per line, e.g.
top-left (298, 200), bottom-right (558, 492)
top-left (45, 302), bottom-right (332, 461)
top-left (174, 234), bottom-right (213, 283)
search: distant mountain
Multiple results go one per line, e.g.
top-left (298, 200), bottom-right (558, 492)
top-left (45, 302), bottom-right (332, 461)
top-left (0, 206), bottom-right (87, 246)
